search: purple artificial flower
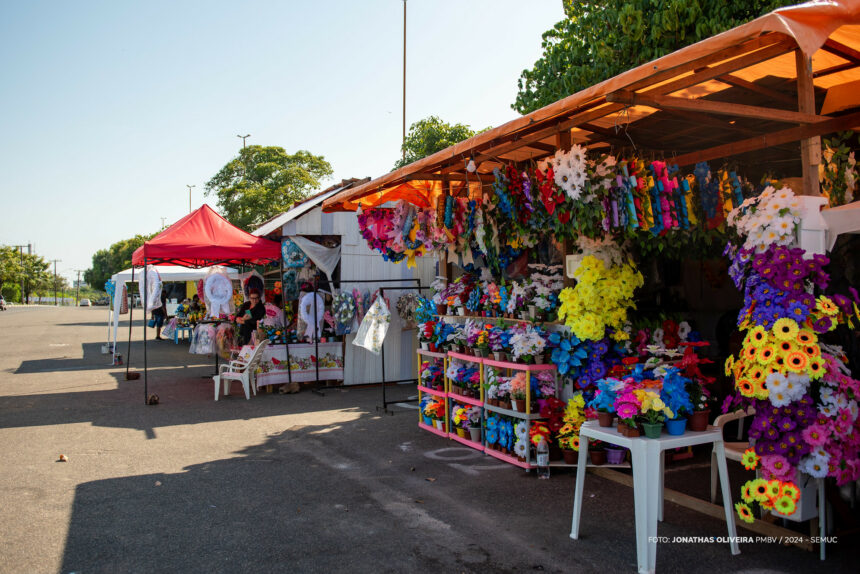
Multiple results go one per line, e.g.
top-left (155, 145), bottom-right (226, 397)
top-left (849, 286), bottom-right (859, 305)
top-left (832, 294), bottom-right (853, 315)
top-left (774, 439), bottom-right (790, 455)
top-left (813, 316), bottom-right (833, 334)
top-left (778, 416), bottom-right (797, 433)
top-left (764, 426), bottom-right (780, 441)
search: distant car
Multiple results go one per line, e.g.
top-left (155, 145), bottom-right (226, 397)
top-left (93, 297), bottom-right (109, 306)
top-left (79, 298), bottom-right (91, 307)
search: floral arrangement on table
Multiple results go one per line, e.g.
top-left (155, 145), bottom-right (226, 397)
top-left (452, 405), bottom-right (481, 430)
top-left (557, 243), bottom-right (643, 342)
top-left (509, 371), bottom-right (528, 402)
top-left (723, 185), bottom-right (860, 523)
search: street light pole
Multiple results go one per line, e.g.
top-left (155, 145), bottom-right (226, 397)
top-left (74, 269), bottom-right (84, 305)
top-left (237, 134), bottom-right (250, 148)
top-left (50, 259), bottom-right (62, 306)
top-left (402, 0), bottom-right (407, 163)
top-left (186, 184), bottom-right (196, 213)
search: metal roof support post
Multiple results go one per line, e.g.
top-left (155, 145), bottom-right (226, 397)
top-left (796, 49), bottom-right (822, 196)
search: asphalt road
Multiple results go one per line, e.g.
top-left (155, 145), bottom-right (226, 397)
top-left (0, 306), bottom-right (856, 573)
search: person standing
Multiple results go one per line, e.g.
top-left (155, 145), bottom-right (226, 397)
top-left (153, 288), bottom-right (168, 340)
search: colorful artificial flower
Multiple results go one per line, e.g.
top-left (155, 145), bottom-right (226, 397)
top-left (741, 448), bottom-right (759, 470)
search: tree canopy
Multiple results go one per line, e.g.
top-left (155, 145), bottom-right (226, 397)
top-left (513, 0), bottom-right (796, 114)
top-left (84, 234), bottom-right (155, 290)
top-left (205, 145), bottom-right (333, 230)
top-left (0, 245), bottom-right (58, 303)
top-left (395, 116), bottom-right (485, 169)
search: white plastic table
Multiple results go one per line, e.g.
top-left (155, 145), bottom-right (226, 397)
top-left (571, 420), bottom-right (740, 574)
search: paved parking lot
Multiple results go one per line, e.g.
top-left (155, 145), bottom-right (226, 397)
top-left (0, 306), bottom-right (855, 573)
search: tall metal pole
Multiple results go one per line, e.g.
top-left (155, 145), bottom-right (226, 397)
top-left (74, 269), bottom-right (84, 305)
top-left (237, 134), bottom-right (250, 148)
top-left (402, 0), bottom-right (407, 163)
top-left (50, 259), bottom-right (62, 306)
top-left (186, 185), bottom-right (195, 213)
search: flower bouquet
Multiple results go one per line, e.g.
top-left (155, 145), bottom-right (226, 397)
top-left (509, 325), bottom-right (546, 364)
top-left (636, 389), bottom-right (674, 438)
top-left (510, 372), bottom-right (528, 412)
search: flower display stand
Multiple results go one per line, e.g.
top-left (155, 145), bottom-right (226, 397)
top-left (417, 349), bottom-right (448, 437)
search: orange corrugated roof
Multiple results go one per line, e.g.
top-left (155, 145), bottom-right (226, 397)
top-left (323, 0), bottom-right (860, 213)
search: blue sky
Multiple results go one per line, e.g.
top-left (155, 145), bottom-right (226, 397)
top-left (0, 0), bottom-right (564, 283)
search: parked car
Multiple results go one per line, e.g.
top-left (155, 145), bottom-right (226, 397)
top-left (93, 297), bottom-right (110, 306)
top-left (79, 298), bottom-right (91, 307)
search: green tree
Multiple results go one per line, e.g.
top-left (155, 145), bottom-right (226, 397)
top-left (513, 0), bottom-right (796, 114)
top-left (205, 145), bottom-right (333, 230)
top-left (84, 234), bottom-right (156, 289)
top-left (395, 116), bottom-right (485, 169)
top-left (0, 245), bottom-right (23, 301)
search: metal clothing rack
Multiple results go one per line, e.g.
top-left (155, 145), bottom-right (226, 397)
top-left (301, 277), bottom-right (431, 413)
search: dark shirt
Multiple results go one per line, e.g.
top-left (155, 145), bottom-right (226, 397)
top-left (152, 292), bottom-right (168, 317)
top-left (238, 301), bottom-right (266, 344)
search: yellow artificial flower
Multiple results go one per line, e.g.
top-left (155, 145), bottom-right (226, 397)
top-left (816, 296), bottom-right (838, 316)
top-left (772, 318), bottom-right (799, 341)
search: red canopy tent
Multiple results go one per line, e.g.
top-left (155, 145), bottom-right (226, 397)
top-left (132, 204), bottom-right (281, 267)
top-left (126, 205), bottom-right (282, 404)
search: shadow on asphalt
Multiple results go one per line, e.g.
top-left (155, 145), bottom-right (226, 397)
top-left (55, 401), bottom-right (858, 574)
top-left (57, 415), bottom-right (427, 574)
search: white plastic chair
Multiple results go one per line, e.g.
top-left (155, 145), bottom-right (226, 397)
top-left (213, 340), bottom-right (269, 400)
top-left (710, 406), bottom-right (755, 503)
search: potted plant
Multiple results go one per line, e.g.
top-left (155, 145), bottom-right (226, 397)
top-left (687, 381), bottom-right (711, 431)
top-left (605, 445), bottom-right (627, 465)
top-left (510, 372), bottom-right (528, 412)
top-left (497, 380), bottom-right (512, 410)
top-left (638, 390), bottom-right (673, 439)
top-left (614, 389), bottom-right (642, 437)
top-left (588, 440), bottom-right (607, 466)
top-left (452, 405), bottom-right (470, 439)
top-left (467, 407), bottom-right (482, 442)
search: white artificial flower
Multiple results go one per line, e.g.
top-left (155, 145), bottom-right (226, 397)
top-left (515, 421), bottom-right (528, 438)
top-left (768, 389), bottom-right (793, 408)
top-left (818, 404), bottom-right (837, 418)
top-left (774, 187), bottom-right (793, 201)
top-left (766, 372), bottom-right (788, 393)
top-left (799, 455), bottom-right (829, 478)
top-left (514, 439), bottom-right (527, 457)
top-left (678, 321), bottom-right (691, 340)
top-left (785, 372), bottom-right (810, 400)
top-left (651, 328), bottom-right (665, 345)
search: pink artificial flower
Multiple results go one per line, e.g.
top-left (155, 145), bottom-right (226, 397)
top-left (616, 402), bottom-right (639, 420)
top-left (760, 454), bottom-right (795, 482)
top-left (801, 423), bottom-right (828, 447)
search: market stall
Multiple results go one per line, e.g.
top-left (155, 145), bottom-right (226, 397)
top-left (321, 0), bottom-right (860, 564)
top-left (252, 179), bottom-right (436, 388)
top-left (107, 265), bottom-right (240, 352)
top-left (124, 205), bottom-right (282, 404)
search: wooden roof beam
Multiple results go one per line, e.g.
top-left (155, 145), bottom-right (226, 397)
top-left (671, 110), bottom-right (860, 167)
top-left (822, 39), bottom-right (860, 65)
top-left (716, 74), bottom-right (796, 106)
top-left (607, 90), bottom-right (829, 124)
top-left (643, 38), bottom-right (795, 98)
top-left (625, 33), bottom-right (791, 93)
top-left (814, 61), bottom-right (857, 78)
